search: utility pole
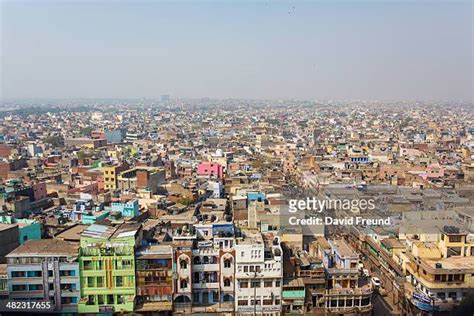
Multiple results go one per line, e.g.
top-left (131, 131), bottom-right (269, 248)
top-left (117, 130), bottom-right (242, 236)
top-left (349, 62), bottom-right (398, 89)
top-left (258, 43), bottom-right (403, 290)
top-left (247, 271), bottom-right (263, 316)
top-left (254, 273), bottom-right (257, 316)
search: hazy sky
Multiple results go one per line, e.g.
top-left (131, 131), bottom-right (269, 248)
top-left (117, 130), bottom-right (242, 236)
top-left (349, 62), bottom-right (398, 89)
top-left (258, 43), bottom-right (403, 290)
top-left (1, 0), bottom-right (472, 101)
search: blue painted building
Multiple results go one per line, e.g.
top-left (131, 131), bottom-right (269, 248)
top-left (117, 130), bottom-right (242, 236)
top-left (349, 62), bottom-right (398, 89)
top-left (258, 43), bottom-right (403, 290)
top-left (111, 199), bottom-right (139, 217)
top-left (0, 216), bottom-right (42, 244)
top-left (247, 192), bottom-right (266, 202)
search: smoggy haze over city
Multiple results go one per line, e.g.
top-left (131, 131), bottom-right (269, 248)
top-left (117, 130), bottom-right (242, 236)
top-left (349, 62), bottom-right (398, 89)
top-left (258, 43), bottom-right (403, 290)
top-left (1, 0), bottom-right (473, 101)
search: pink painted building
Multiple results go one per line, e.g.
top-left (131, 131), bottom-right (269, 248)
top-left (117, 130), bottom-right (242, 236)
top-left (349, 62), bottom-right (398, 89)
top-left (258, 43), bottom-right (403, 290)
top-left (421, 163), bottom-right (445, 180)
top-left (197, 162), bottom-right (224, 178)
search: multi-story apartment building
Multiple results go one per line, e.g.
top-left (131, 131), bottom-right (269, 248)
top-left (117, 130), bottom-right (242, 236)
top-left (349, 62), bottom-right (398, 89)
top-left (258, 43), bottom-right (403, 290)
top-left (117, 167), bottom-right (166, 193)
top-left (316, 237), bottom-right (373, 315)
top-left (192, 222), bottom-right (235, 313)
top-left (404, 225), bottom-right (474, 314)
top-left (77, 223), bottom-right (142, 314)
top-left (6, 239), bottom-right (81, 313)
top-left (234, 229), bottom-right (283, 315)
top-left (172, 221), bottom-right (236, 314)
top-left (282, 247), bottom-right (326, 314)
top-left (173, 236), bottom-right (193, 315)
top-left (135, 244), bottom-right (174, 315)
top-left (102, 162), bottom-right (129, 191)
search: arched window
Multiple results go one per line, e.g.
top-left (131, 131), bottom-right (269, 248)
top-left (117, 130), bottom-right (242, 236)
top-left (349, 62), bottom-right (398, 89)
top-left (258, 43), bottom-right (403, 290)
top-left (180, 279), bottom-right (188, 289)
top-left (194, 256), bottom-right (201, 265)
top-left (180, 259), bottom-right (188, 269)
top-left (203, 256), bottom-right (209, 264)
top-left (224, 278), bottom-right (231, 287)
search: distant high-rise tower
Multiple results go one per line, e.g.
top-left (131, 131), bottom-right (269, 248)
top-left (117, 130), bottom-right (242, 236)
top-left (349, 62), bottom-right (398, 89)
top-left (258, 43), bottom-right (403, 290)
top-left (161, 94), bottom-right (170, 102)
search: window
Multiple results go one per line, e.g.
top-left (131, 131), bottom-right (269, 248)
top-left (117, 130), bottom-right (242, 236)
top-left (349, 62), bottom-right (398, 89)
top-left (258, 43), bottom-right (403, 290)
top-left (115, 276), bottom-right (123, 287)
top-left (60, 283), bottom-right (75, 290)
top-left (275, 280), bottom-right (281, 287)
top-left (264, 281), bottom-right (273, 287)
top-left (29, 284), bottom-right (43, 291)
top-left (224, 259), bottom-right (231, 268)
top-left (251, 281), bottom-right (261, 288)
top-left (180, 259), bottom-right (188, 269)
top-left (453, 274), bottom-right (463, 281)
top-left (117, 295), bottom-right (125, 304)
top-left (107, 294), bottom-right (114, 304)
top-left (83, 260), bottom-right (94, 270)
top-left (11, 271), bottom-right (26, 278)
top-left (240, 281), bottom-right (249, 288)
top-left (96, 276), bottom-right (104, 287)
top-left (224, 279), bottom-right (231, 287)
top-left (85, 277), bottom-right (94, 288)
top-left (12, 284), bottom-right (26, 292)
top-left (60, 270), bottom-right (74, 277)
top-left (122, 259), bottom-right (133, 269)
top-left (449, 235), bottom-right (462, 243)
top-left (86, 295), bottom-right (95, 305)
top-left (238, 300), bottom-right (248, 306)
top-left (263, 299), bottom-right (273, 305)
top-left (244, 266), bottom-right (249, 273)
top-left (180, 279), bottom-right (188, 289)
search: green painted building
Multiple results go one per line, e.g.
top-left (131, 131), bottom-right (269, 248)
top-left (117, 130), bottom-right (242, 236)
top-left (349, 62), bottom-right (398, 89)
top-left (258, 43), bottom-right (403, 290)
top-left (78, 223), bottom-right (142, 314)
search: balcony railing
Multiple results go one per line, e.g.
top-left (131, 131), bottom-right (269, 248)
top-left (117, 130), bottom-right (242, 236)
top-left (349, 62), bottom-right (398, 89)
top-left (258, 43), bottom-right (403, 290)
top-left (192, 282), bottom-right (220, 289)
